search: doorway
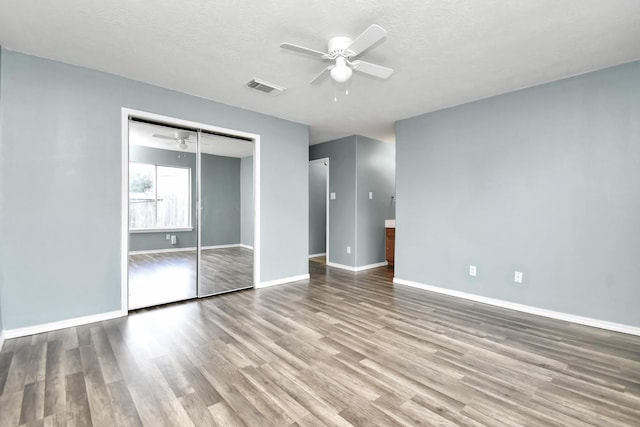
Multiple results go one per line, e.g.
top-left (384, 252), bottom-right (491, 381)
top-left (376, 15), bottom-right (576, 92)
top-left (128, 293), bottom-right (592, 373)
top-left (309, 158), bottom-right (329, 265)
top-left (121, 109), bottom-right (260, 310)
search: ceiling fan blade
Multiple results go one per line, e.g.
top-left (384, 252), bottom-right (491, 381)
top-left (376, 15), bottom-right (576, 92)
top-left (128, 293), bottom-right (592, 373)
top-left (347, 24), bottom-right (387, 57)
top-left (310, 66), bottom-right (332, 84)
top-left (280, 42), bottom-right (327, 58)
top-left (352, 60), bottom-right (394, 79)
top-left (152, 134), bottom-right (177, 141)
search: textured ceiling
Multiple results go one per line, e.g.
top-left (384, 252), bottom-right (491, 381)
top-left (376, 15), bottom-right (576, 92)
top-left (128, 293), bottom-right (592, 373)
top-left (1, 0), bottom-right (639, 144)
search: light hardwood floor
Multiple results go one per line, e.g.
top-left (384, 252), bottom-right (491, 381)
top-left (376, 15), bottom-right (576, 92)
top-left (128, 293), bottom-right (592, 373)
top-left (1, 262), bottom-right (639, 426)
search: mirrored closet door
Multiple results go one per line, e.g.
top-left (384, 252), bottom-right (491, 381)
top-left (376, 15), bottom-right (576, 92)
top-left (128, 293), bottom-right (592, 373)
top-left (127, 121), bottom-right (198, 309)
top-left (198, 132), bottom-right (254, 297)
top-left (127, 118), bottom-right (255, 310)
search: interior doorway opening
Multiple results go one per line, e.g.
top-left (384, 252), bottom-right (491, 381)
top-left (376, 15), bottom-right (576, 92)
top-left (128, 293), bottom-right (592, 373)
top-left (309, 158), bottom-right (329, 265)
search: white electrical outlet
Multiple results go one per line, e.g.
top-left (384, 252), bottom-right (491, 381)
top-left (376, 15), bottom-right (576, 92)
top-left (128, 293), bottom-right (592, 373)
top-left (330, 192), bottom-right (336, 200)
top-left (369, 192), bottom-right (373, 200)
top-left (347, 246), bottom-right (351, 254)
top-left (514, 271), bottom-right (523, 283)
top-left (469, 265), bottom-right (477, 276)
top-left (166, 234), bottom-right (171, 240)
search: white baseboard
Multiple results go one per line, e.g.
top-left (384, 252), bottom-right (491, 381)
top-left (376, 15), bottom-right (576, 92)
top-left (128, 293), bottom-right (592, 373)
top-left (3, 310), bottom-right (127, 339)
top-left (393, 278), bottom-right (640, 337)
top-left (309, 252), bottom-right (326, 258)
top-left (129, 247), bottom-right (196, 255)
top-left (257, 274), bottom-right (310, 289)
top-left (327, 261), bottom-right (388, 272)
top-left (0, 330), bottom-right (4, 351)
top-left (201, 244), bottom-right (240, 250)
top-left (240, 244), bottom-right (254, 250)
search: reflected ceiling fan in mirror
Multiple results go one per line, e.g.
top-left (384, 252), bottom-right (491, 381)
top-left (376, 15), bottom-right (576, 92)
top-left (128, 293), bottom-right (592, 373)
top-left (152, 131), bottom-right (195, 150)
top-left (280, 24), bottom-right (393, 100)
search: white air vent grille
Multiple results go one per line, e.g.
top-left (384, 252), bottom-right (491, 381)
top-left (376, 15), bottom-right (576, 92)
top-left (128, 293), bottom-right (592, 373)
top-left (245, 78), bottom-right (285, 96)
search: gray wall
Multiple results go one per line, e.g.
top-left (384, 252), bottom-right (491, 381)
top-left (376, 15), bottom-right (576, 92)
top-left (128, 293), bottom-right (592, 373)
top-left (355, 136), bottom-right (395, 266)
top-left (129, 145), bottom-right (197, 251)
top-left (0, 49), bottom-right (308, 330)
top-left (201, 153), bottom-right (240, 247)
top-left (240, 155), bottom-right (254, 248)
top-left (310, 135), bottom-right (395, 268)
top-left (310, 136), bottom-right (356, 266)
top-left (0, 46), bottom-right (3, 338)
top-left (309, 160), bottom-right (327, 255)
top-left (395, 61), bottom-right (640, 327)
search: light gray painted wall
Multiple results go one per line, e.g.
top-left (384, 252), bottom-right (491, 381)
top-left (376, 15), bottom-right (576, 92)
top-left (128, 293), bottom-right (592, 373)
top-left (201, 153), bottom-right (240, 246)
top-left (396, 61), bottom-right (640, 327)
top-left (309, 160), bottom-right (327, 255)
top-left (128, 145), bottom-right (197, 251)
top-left (310, 137), bottom-right (356, 266)
top-left (0, 49), bottom-right (308, 330)
top-left (0, 46), bottom-right (3, 337)
top-left (355, 136), bottom-right (395, 266)
top-left (240, 156), bottom-right (254, 247)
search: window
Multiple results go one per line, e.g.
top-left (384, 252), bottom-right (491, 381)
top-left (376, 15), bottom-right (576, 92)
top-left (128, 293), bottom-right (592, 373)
top-left (129, 163), bottom-right (191, 230)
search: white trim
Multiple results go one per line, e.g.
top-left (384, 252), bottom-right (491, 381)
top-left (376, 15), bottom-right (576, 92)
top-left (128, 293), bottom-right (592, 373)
top-left (309, 252), bottom-right (326, 258)
top-left (129, 247), bottom-right (197, 255)
top-left (121, 109), bottom-right (130, 313)
top-left (393, 278), bottom-right (640, 337)
top-left (0, 330), bottom-right (5, 351)
top-left (200, 244), bottom-right (241, 250)
top-left (240, 244), bottom-right (254, 250)
top-left (3, 310), bottom-right (126, 339)
top-left (129, 227), bottom-right (193, 234)
top-left (254, 134), bottom-right (261, 287)
top-left (257, 274), bottom-right (310, 289)
top-left (327, 261), bottom-right (388, 272)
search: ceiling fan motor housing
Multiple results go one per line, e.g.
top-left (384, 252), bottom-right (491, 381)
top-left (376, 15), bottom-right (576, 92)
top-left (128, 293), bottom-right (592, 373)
top-left (327, 36), bottom-right (354, 58)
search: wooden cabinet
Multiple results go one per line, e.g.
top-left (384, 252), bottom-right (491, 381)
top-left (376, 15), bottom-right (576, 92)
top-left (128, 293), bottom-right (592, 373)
top-left (386, 227), bottom-right (395, 267)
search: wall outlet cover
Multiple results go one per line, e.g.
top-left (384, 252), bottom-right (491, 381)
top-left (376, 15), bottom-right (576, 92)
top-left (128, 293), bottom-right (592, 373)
top-left (514, 271), bottom-right (523, 283)
top-left (330, 192), bottom-right (336, 200)
top-left (469, 265), bottom-right (477, 276)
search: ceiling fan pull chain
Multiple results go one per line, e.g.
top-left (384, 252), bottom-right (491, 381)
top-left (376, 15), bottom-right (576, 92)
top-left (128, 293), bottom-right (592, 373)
top-left (334, 83), bottom-right (338, 102)
top-left (346, 79), bottom-right (349, 96)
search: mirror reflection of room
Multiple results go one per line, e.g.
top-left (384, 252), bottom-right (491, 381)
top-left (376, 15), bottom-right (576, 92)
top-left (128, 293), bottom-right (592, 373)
top-left (127, 120), bottom-right (254, 310)
top-left (198, 132), bottom-right (254, 297)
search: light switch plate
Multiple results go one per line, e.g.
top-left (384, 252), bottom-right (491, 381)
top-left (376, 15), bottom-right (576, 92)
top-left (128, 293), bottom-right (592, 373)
top-left (330, 192), bottom-right (336, 200)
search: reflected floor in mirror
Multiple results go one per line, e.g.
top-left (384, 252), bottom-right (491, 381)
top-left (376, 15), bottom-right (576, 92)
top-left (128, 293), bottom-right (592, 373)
top-left (128, 247), bottom-right (253, 309)
top-left (199, 247), bottom-right (253, 296)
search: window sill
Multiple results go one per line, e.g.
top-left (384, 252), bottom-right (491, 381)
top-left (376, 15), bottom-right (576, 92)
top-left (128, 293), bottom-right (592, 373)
top-left (129, 227), bottom-right (194, 234)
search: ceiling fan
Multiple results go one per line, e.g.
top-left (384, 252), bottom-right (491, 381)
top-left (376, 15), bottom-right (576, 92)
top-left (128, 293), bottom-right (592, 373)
top-left (152, 131), bottom-right (195, 150)
top-left (280, 24), bottom-right (394, 85)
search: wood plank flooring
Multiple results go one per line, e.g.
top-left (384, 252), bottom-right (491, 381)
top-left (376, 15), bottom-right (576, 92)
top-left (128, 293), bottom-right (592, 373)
top-left (1, 262), bottom-right (639, 426)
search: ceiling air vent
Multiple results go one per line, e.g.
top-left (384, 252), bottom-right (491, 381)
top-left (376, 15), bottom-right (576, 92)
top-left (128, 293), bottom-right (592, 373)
top-left (245, 78), bottom-right (285, 96)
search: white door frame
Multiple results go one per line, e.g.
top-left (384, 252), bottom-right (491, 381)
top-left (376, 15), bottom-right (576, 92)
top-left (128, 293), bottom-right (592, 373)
top-left (309, 158), bottom-right (329, 264)
top-left (120, 108), bottom-right (261, 312)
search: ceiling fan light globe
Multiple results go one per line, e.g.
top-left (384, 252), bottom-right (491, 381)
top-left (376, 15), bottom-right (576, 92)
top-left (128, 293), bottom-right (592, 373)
top-left (331, 64), bottom-right (352, 83)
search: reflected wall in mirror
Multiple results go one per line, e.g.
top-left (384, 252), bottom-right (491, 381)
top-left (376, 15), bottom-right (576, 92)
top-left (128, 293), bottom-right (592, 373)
top-left (198, 133), bottom-right (254, 297)
top-left (127, 121), bottom-right (198, 309)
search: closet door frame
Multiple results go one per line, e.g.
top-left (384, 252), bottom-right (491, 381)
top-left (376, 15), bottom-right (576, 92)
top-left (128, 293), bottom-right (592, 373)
top-left (120, 108), bottom-right (261, 313)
